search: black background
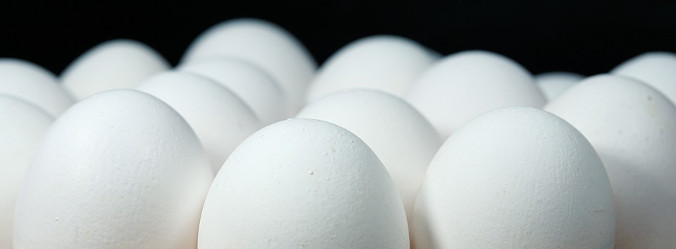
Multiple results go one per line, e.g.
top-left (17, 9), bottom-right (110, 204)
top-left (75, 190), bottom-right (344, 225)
top-left (1, 1), bottom-right (675, 76)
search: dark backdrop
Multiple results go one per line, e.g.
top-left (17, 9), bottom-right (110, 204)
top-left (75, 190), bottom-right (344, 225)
top-left (1, 1), bottom-right (675, 76)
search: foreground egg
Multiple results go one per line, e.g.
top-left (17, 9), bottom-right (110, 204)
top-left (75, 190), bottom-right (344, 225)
top-left (413, 107), bottom-right (615, 249)
top-left (545, 75), bottom-right (676, 249)
top-left (405, 50), bottom-right (546, 139)
top-left (0, 95), bottom-right (53, 248)
top-left (0, 58), bottom-right (74, 116)
top-left (297, 89), bottom-right (441, 223)
top-left (198, 118), bottom-right (409, 249)
top-left (13, 90), bottom-right (214, 248)
top-left (535, 72), bottom-right (583, 100)
top-left (178, 58), bottom-right (286, 124)
top-left (305, 35), bottom-right (439, 103)
top-left (61, 39), bottom-right (170, 100)
top-left (611, 51), bottom-right (676, 104)
top-left (137, 71), bottom-right (262, 171)
top-left (181, 18), bottom-right (317, 114)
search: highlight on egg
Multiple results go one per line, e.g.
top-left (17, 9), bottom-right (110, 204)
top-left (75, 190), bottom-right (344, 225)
top-left (545, 74), bottom-right (676, 249)
top-left (413, 107), bottom-right (615, 249)
top-left (198, 118), bottom-right (410, 249)
top-left (13, 90), bottom-right (214, 248)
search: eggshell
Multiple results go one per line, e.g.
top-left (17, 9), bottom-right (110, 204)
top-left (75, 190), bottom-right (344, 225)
top-left (178, 58), bottom-right (286, 124)
top-left (198, 118), bottom-right (409, 249)
top-left (535, 71), bottom-right (583, 100)
top-left (297, 89), bottom-right (441, 222)
top-left (544, 74), bottom-right (676, 249)
top-left (405, 50), bottom-right (546, 139)
top-left (181, 18), bottom-right (317, 114)
top-left (137, 71), bottom-right (262, 171)
top-left (61, 39), bottom-right (170, 100)
top-left (0, 58), bottom-right (74, 116)
top-left (0, 95), bottom-right (53, 248)
top-left (413, 107), bottom-right (615, 249)
top-left (13, 90), bottom-right (214, 248)
top-left (611, 51), bottom-right (676, 104)
top-left (306, 35), bottom-right (439, 103)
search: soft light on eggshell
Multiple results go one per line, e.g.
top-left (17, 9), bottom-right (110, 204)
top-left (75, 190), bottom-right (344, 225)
top-left (297, 89), bottom-right (441, 223)
top-left (0, 58), bottom-right (74, 116)
top-left (611, 51), bottom-right (676, 104)
top-left (198, 118), bottom-right (409, 249)
top-left (181, 18), bottom-right (317, 114)
top-left (0, 95), bottom-right (53, 249)
top-left (137, 71), bottom-right (262, 171)
top-left (13, 90), bottom-right (214, 248)
top-left (178, 57), bottom-right (286, 124)
top-left (305, 35), bottom-right (439, 103)
top-left (413, 107), bottom-right (615, 249)
top-left (535, 71), bottom-right (583, 100)
top-left (545, 74), bottom-right (676, 249)
top-left (405, 50), bottom-right (546, 139)
top-left (61, 39), bottom-right (170, 100)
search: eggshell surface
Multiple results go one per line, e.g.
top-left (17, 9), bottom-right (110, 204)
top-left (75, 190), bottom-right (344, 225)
top-left (137, 72), bottom-right (262, 171)
top-left (306, 35), bottom-right (439, 103)
top-left (61, 39), bottom-right (170, 100)
top-left (0, 58), bottom-right (74, 116)
top-left (535, 71), bottom-right (583, 100)
top-left (13, 90), bottom-right (214, 249)
top-left (0, 95), bottom-right (53, 249)
top-left (198, 118), bottom-right (409, 249)
top-left (545, 75), bottom-right (676, 249)
top-left (178, 58), bottom-right (286, 124)
top-left (405, 50), bottom-right (546, 139)
top-left (181, 18), bottom-right (317, 114)
top-left (611, 51), bottom-right (676, 104)
top-left (413, 107), bottom-right (615, 249)
top-left (297, 89), bottom-right (441, 221)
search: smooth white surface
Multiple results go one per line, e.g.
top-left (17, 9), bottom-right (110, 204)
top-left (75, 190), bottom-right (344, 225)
top-left (181, 18), bottom-right (317, 115)
top-left (535, 72), bottom-right (583, 100)
top-left (13, 90), bottom-right (214, 249)
top-left (413, 107), bottom-right (615, 249)
top-left (611, 51), bottom-right (676, 104)
top-left (0, 95), bottom-right (53, 249)
top-left (306, 35), bottom-right (439, 103)
top-left (178, 58), bottom-right (286, 124)
top-left (61, 39), bottom-right (170, 100)
top-left (0, 58), bottom-right (74, 116)
top-left (297, 89), bottom-right (441, 222)
top-left (138, 71), bottom-right (262, 172)
top-left (198, 118), bottom-right (409, 249)
top-left (545, 75), bottom-right (676, 249)
top-left (405, 50), bottom-right (546, 139)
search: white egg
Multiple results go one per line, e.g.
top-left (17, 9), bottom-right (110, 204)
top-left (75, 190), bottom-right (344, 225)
top-left (13, 90), bottom-right (214, 248)
top-left (181, 18), bottom-right (317, 115)
top-left (61, 39), bottom-right (170, 100)
top-left (544, 74), bottom-right (676, 249)
top-left (198, 118), bottom-right (409, 249)
top-left (0, 95), bottom-right (53, 248)
top-left (405, 50), bottom-right (546, 139)
top-left (535, 71), bottom-right (583, 100)
top-left (0, 58), bottom-right (74, 116)
top-left (297, 89), bottom-right (441, 223)
top-left (137, 71), bottom-right (262, 172)
top-left (413, 107), bottom-right (615, 249)
top-left (305, 35), bottom-right (439, 103)
top-left (178, 58), bottom-right (286, 124)
top-left (611, 51), bottom-right (676, 104)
